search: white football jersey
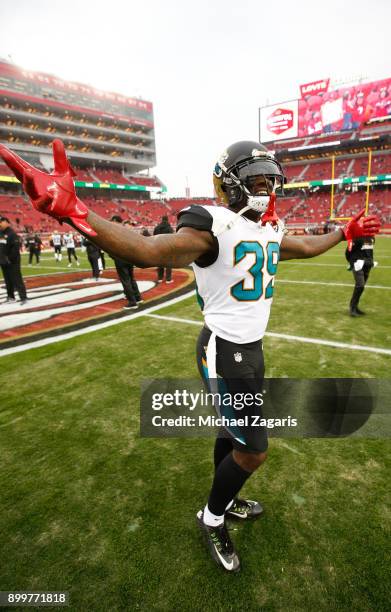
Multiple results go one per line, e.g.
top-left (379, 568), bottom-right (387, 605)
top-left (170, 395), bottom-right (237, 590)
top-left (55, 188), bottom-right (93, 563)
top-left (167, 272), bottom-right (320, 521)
top-left (178, 205), bottom-right (284, 344)
top-left (52, 233), bottom-right (62, 246)
top-left (64, 234), bottom-right (75, 249)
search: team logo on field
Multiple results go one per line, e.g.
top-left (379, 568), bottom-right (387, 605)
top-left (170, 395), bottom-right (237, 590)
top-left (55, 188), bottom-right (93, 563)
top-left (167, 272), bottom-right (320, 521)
top-left (0, 268), bottom-right (193, 351)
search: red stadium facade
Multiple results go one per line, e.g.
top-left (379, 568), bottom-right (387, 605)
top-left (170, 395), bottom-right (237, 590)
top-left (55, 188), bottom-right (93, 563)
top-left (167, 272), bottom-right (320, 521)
top-left (0, 59), bottom-right (179, 233)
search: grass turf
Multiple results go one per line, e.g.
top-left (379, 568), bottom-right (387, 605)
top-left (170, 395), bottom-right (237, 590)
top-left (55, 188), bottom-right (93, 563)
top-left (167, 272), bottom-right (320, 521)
top-left (18, 250), bottom-right (115, 277)
top-left (0, 237), bottom-right (390, 611)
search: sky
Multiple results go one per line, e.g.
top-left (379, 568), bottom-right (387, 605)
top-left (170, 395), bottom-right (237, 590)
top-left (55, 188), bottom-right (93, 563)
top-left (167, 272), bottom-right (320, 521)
top-left (0, 0), bottom-right (390, 197)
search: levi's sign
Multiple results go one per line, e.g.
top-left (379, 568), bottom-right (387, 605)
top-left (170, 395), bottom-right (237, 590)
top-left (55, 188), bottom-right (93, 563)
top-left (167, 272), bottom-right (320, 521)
top-left (266, 108), bottom-right (294, 135)
top-left (300, 79), bottom-right (330, 97)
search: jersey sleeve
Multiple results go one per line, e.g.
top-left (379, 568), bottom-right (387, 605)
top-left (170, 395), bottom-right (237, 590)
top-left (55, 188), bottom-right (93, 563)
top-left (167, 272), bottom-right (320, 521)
top-left (176, 205), bottom-right (214, 232)
top-left (176, 205), bottom-right (218, 267)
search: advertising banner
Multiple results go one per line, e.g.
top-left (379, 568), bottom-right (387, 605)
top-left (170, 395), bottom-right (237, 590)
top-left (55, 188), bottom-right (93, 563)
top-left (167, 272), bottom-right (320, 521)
top-left (261, 77), bottom-right (391, 142)
top-left (298, 77), bottom-right (391, 137)
top-left (260, 100), bottom-right (299, 143)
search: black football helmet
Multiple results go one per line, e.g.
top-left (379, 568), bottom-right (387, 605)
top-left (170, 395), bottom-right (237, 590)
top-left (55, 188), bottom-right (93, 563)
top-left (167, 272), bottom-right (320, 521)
top-left (213, 141), bottom-right (286, 215)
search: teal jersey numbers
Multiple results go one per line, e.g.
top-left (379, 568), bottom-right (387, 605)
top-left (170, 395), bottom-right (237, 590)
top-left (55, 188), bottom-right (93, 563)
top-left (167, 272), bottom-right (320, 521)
top-left (231, 241), bottom-right (279, 301)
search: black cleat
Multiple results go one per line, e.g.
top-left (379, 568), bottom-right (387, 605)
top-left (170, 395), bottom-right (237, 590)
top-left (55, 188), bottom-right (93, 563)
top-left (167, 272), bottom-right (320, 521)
top-left (196, 511), bottom-right (240, 572)
top-left (349, 308), bottom-right (360, 317)
top-left (226, 498), bottom-right (264, 520)
top-left (355, 307), bottom-right (366, 315)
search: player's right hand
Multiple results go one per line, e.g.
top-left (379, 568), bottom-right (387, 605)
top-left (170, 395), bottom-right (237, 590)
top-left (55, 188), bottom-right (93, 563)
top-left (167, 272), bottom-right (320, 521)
top-left (0, 139), bottom-right (96, 236)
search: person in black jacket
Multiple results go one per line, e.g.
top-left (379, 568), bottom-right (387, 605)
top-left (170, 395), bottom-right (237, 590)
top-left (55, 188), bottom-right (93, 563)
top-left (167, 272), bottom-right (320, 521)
top-left (345, 237), bottom-right (375, 316)
top-left (110, 215), bottom-right (142, 309)
top-left (153, 215), bottom-right (174, 283)
top-left (26, 232), bottom-right (42, 265)
top-left (0, 216), bottom-right (28, 304)
top-left (83, 237), bottom-right (103, 281)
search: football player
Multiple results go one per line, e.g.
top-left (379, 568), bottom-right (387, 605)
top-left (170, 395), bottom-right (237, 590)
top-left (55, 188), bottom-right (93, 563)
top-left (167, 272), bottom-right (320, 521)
top-left (0, 139), bottom-right (380, 572)
top-left (345, 236), bottom-right (376, 316)
top-left (63, 231), bottom-right (80, 267)
top-left (52, 230), bottom-right (63, 261)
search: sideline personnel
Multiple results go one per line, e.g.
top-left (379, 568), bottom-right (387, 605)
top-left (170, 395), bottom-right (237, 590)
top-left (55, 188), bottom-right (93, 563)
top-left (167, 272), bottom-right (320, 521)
top-left (0, 216), bottom-right (28, 305)
top-left (346, 236), bottom-right (376, 316)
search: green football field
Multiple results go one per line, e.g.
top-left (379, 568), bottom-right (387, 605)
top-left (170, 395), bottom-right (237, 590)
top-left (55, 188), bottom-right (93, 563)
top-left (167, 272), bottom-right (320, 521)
top-left (1, 238), bottom-right (390, 611)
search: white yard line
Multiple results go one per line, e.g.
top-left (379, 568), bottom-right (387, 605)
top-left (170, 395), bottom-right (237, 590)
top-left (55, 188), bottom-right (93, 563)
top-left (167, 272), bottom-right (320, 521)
top-left (23, 266), bottom-right (92, 271)
top-left (0, 291), bottom-right (196, 357)
top-left (146, 314), bottom-right (391, 356)
top-left (281, 262), bottom-right (391, 269)
top-left (1, 287), bottom-right (390, 358)
top-left (276, 279), bottom-right (391, 290)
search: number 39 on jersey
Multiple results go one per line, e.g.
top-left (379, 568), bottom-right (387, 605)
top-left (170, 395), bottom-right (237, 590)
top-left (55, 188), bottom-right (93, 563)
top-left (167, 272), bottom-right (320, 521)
top-left (231, 241), bottom-right (279, 301)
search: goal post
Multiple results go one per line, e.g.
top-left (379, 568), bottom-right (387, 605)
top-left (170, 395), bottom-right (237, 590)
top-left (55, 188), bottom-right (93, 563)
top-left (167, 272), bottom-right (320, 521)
top-left (329, 150), bottom-right (372, 221)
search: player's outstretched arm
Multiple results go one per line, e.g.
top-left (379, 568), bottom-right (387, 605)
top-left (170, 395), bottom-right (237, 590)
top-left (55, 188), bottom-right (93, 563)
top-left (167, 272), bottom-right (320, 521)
top-left (280, 209), bottom-right (380, 260)
top-left (0, 140), bottom-right (213, 267)
top-left (86, 212), bottom-right (213, 267)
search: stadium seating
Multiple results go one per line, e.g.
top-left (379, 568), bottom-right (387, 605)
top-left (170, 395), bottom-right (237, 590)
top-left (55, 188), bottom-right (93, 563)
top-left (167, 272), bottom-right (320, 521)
top-left (302, 161), bottom-right (335, 181)
top-left (73, 167), bottom-right (97, 182)
top-left (283, 153), bottom-right (391, 186)
top-left (0, 188), bottom-right (389, 236)
top-left (128, 175), bottom-right (162, 187)
top-left (93, 168), bottom-right (133, 184)
top-left (284, 164), bottom-right (308, 182)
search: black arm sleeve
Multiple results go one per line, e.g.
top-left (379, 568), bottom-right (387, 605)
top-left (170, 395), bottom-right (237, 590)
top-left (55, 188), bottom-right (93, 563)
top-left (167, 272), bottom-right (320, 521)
top-left (176, 205), bottom-right (218, 267)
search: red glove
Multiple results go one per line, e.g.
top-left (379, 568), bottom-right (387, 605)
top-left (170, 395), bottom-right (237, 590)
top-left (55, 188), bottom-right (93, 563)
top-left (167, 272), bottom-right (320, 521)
top-left (0, 139), bottom-right (96, 236)
top-left (342, 208), bottom-right (380, 251)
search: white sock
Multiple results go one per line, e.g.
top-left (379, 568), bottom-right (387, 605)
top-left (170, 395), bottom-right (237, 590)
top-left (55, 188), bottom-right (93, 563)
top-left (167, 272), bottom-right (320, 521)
top-left (225, 499), bottom-right (234, 511)
top-left (203, 504), bottom-right (224, 527)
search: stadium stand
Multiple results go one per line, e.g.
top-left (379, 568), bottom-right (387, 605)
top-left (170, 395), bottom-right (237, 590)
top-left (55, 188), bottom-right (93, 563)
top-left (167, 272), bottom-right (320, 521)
top-left (1, 63), bottom-right (390, 238)
top-left (73, 167), bottom-right (97, 183)
top-left (93, 168), bottom-right (133, 185)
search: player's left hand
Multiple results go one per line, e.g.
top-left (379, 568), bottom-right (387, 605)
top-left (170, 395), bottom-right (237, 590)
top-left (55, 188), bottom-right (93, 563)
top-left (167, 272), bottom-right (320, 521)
top-left (342, 208), bottom-right (380, 251)
top-left (0, 139), bottom-right (96, 236)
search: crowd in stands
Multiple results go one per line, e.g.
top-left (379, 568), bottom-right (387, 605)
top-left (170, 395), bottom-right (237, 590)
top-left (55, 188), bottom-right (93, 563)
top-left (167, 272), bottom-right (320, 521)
top-left (1, 188), bottom-right (389, 240)
top-left (1, 161), bottom-right (163, 189)
top-left (0, 150), bottom-right (390, 236)
top-left (283, 153), bottom-right (390, 183)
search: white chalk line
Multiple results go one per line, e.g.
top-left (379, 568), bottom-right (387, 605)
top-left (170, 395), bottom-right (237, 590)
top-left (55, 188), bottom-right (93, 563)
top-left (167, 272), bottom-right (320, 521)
top-left (146, 314), bottom-right (391, 356)
top-left (276, 279), bottom-right (391, 290)
top-left (282, 262), bottom-right (391, 269)
top-left (0, 290), bottom-right (196, 357)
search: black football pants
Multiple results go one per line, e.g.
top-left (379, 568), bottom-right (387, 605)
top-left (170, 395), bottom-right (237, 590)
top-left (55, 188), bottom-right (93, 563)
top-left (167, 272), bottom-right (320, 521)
top-left (28, 248), bottom-right (40, 264)
top-left (350, 265), bottom-right (371, 310)
top-left (88, 255), bottom-right (100, 279)
top-left (115, 263), bottom-right (141, 304)
top-left (196, 326), bottom-right (268, 454)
